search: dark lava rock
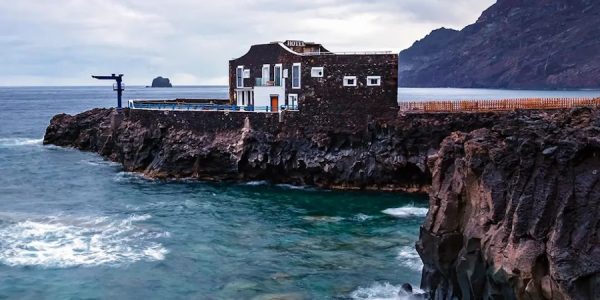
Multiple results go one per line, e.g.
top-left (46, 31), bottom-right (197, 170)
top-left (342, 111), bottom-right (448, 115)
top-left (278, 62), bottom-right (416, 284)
top-left (151, 76), bottom-right (172, 88)
top-left (43, 107), bottom-right (600, 299)
top-left (420, 107), bottom-right (600, 299)
top-left (42, 108), bottom-right (506, 192)
top-left (400, 0), bottom-right (600, 89)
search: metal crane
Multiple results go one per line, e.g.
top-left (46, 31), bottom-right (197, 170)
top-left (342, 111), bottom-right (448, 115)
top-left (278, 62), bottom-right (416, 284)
top-left (92, 74), bottom-right (124, 108)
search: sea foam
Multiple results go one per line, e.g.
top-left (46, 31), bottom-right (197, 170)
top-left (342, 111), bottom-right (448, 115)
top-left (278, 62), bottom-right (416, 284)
top-left (350, 282), bottom-right (424, 300)
top-left (0, 138), bottom-right (43, 147)
top-left (382, 205), bottom-right (428, 218)
top-left (0, 214), bottom-right (168, 268)
top-left (396, 246), bottom-right (424, 272)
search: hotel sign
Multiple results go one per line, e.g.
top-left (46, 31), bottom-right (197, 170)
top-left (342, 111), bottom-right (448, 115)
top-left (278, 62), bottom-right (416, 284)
top-left (285, 40), bottom-right (305, 47)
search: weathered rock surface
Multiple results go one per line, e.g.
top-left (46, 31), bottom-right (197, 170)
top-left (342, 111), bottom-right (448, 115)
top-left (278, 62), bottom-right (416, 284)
top-left (419, 108), bottom-right (600, 299)
top-left (400, 0), bottom-right (600, 89)
top-left (151, 76), bottom-right (172, 88)
top-left (44, 107), bottom-right (600, 299)
top-left (43, 108), bottom-right (503, 193)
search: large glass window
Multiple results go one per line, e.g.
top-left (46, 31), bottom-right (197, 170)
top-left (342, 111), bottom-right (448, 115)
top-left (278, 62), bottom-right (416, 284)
top-left (262, 65), bottom-right (270, 86)
top-left (236, 66), bottom-right (244, 88)
top-left (292, 63), bottom-right (301, 89)
top-left (274, 64), bottom-right (282, 86)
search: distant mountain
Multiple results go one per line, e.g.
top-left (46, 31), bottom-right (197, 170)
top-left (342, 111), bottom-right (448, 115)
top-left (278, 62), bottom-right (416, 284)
top-left (399, 0), bottom-right (600, 89)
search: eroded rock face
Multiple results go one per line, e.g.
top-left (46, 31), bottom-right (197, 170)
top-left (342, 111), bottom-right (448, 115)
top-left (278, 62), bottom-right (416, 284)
top-left (419, 108), bottom-right (600, 299)
top-left (399, 0), bottom-right (600, 89)
top-left (43, 108), bottom-right (502, 192)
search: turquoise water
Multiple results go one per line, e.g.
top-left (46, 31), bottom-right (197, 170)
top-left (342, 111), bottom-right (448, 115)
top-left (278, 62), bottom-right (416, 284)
top-left (2, 86), bottom-right (599, 299)
top-left (0, 86), bottom-right (428, 300)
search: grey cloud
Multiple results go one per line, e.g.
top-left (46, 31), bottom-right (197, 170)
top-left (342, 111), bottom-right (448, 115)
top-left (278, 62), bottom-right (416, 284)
top-left (0, 0), bottom-right (495, 86)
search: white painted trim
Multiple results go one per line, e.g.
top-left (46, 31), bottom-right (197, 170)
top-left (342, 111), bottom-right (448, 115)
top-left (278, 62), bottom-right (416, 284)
top-left (367, 76), bottom-right (381, 86)
top-left (236, 66), bottom-right (244, 88)
top-left (288, 93), bottom-right (298, 108)
top-left (311, 67), bottom-right (324, 78)
top-left (274, 64), bottom-right (283, 86)
top-left (343, 76), bottom-right (357, 87)
top-left (292, 63), bottom-right (301, 89)
top-left (262, 64), bottom-right (271, 85)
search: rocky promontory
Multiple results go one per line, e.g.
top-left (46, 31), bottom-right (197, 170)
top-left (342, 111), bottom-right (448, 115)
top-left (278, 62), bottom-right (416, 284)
top-left (43, 108), bottom-right (505, 193)
top-left (44, 107), bottom-right (600, 299)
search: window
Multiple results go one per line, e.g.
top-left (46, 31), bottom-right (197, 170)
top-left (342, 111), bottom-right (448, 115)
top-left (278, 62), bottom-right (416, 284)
top-left (288, 94), bottom-right (298, 110)
top-left (274, 64), bottom-right (282, 86)
top-left (292, 63), bottom-right (301, 89)
top-left (262, 65), bottom-right (270, 86)
top-left (311, 67), bottom-right (324, 78)
top-left (236, 66), bottom-right (244, 88)
top-left (343, 76), bottom-right (357, 87)
top-left (367, 76), bottom-right (381, 86)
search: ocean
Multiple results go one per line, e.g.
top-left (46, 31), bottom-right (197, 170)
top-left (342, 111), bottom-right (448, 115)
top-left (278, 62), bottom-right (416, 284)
top-left (0, 86), bottom-right (599, 300)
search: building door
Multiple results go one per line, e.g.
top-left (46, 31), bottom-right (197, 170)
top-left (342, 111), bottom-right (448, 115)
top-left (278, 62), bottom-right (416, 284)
top-left (270, 95), bottom-right (279, 112)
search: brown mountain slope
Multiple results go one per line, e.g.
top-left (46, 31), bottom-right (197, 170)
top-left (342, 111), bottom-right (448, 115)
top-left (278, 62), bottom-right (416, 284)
top-left (399, 0), bottom-right (600, 89)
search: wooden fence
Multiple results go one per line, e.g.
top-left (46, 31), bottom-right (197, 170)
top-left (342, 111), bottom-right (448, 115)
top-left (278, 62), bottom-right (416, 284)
top-left (399, 97), bottom-right (600, 113)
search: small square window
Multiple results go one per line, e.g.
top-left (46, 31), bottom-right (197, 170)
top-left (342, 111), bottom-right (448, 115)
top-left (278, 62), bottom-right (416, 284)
top-left (343, 76), bottom-right (357, 87)
top-left (367, 76), bottom-right (381, 86)
top-left (311, 67), bottom-right (324, 78)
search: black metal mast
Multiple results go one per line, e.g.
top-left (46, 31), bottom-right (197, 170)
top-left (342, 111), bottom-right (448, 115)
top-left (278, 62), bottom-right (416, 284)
top-left (92, 74), bottom-right (124, 108)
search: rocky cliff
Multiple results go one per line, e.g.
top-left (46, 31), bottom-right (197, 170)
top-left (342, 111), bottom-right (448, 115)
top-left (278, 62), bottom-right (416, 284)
top-left (44, 107), bottom-right (600, 299)
top-left (43, 108), bottom-right (506, 193)
top-left (420, 108), bottom-right (600, 299)
top-left (399, 0), bottom-right (600, 89)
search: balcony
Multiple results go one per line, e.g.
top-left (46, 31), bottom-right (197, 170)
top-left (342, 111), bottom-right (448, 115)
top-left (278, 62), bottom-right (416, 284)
top-left (255, 78), bottom-right (282, 87)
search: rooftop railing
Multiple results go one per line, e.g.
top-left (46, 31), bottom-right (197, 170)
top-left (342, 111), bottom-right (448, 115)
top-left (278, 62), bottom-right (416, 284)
top-left (301, 51), bottom-right (393, 56)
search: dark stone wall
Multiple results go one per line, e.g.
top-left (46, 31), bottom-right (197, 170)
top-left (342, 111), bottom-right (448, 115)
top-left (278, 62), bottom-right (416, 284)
top-left (229, 43), bottom-right (398, 123)
top-left (299, 54), bottom-right (398, 124)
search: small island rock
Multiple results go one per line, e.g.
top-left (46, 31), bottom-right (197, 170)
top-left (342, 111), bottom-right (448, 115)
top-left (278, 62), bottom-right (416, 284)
top-left (151, 76), bottom-right (173, 88)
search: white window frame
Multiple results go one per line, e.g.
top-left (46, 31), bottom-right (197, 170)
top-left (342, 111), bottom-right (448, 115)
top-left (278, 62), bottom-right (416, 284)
top-left (274, 64), bottom-right (283, 86)
top-left (311, 67), bottom-right (324, 78)
top-left (262, 64), bottom-right (270, 86)
top-left (292, 63), bottom-right (301, 89)
top-left (343, 76), bottom-right (357, 87)
top-left (367, 76), bottom-right (381, 86)
top-left (236, 66), bottom-right (244, 88)
top-left (288, 93), bottom-right (298, 109)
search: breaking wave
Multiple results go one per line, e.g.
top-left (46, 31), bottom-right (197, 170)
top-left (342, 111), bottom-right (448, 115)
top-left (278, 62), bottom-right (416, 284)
top-left (382, 205), bottom-right (428, 218)
top-left (396, 246), bottom-right (424, 272)
top-left (350, 282), bottom-right (424, 300)
top-left (0, 214), bottom-right (169, 268)
top-left (0, 138), bottom-right (43, 148)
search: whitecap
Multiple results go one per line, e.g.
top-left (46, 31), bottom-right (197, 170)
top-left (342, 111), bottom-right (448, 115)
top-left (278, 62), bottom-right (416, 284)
top-left (350, 282), bottom-right (425, 300)
top-left (382, 205), bottom-right (428, 218)
top-left (114, 172), bottom-right (155, 184)
top-left (353, 213), bottom-right (374, 222)
top-left (396, 246), bottom-right (424, 272)
top-left (302, 216), bottom-right (345, 223)
top-left (244, 181), bottom-right (269, 186)
top-left (275, 184), bottom-right (306, 190)
top-left (0, 138), bottom-right (43, 148)
top-left (0, 214), bottom-right (169, 268)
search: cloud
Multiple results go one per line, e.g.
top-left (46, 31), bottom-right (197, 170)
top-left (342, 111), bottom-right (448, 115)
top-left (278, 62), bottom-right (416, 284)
top-left (0, 0), bottom-right (495, 86)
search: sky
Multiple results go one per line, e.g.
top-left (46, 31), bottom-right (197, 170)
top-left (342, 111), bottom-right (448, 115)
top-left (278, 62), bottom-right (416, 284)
top-left (0, 0), bottom-right (496, 86)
